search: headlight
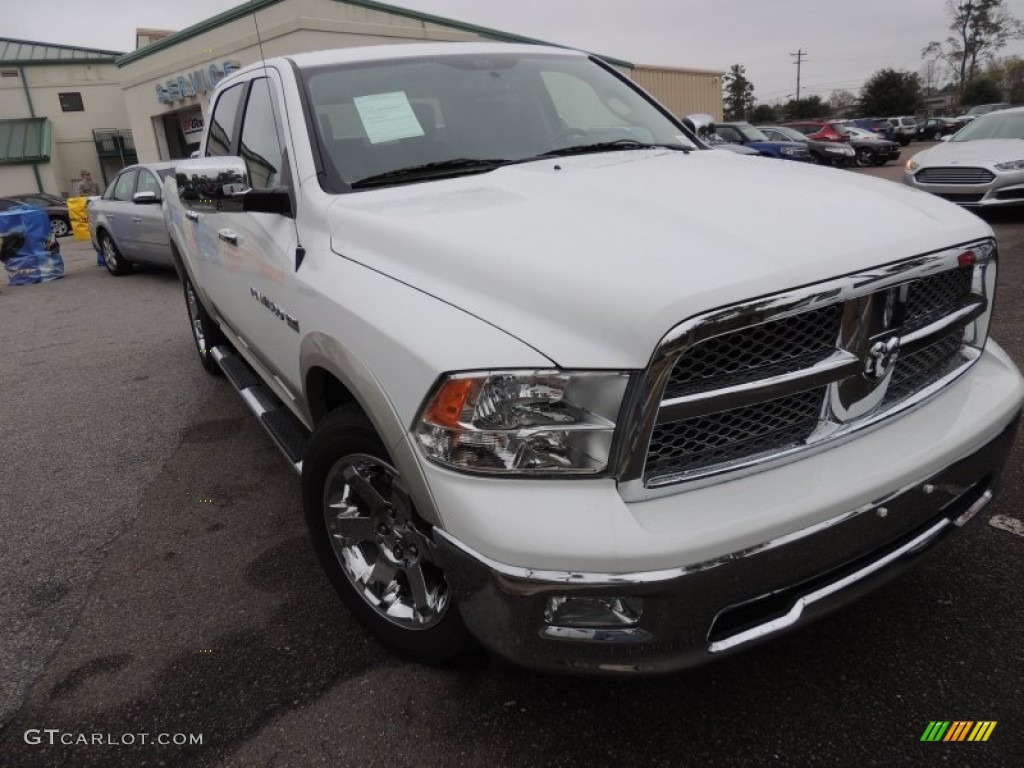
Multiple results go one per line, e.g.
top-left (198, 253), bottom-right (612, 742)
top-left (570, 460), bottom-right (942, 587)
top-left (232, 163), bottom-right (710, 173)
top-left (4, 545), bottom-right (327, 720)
top-left (416, 370), bottom-right (630, 474)
top-left (780, 146), bottom-right (801, 156)
top-left (906, 158), bottom-right (919, 172)
top-left (994, 159), bottom-right (1024, 171)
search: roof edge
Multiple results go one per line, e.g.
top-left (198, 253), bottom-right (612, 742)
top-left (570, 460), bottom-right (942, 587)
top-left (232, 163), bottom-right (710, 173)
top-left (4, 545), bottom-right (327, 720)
top-left (335, 0), bottom-right (632, 66)
top-left (116, 0), bottom-right (283, 67)
top-left (0, 36), bottom-right (124, 57)
top-left (115, 0), bottom-right (632, 69)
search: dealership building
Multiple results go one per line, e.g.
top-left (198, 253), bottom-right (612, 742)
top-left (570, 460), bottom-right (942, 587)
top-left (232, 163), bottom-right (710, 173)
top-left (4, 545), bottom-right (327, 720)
top-left (2, 0), bottom-right (723, 197)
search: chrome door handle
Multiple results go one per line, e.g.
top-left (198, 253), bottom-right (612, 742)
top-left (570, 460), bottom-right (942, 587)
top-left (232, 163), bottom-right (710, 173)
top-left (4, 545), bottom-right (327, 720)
top-left (132, 217), bottom-right (143, 223)
top-left (185, 210), bottom-right (200, 222)
top-left (218, 229), bottom-right (239, 245)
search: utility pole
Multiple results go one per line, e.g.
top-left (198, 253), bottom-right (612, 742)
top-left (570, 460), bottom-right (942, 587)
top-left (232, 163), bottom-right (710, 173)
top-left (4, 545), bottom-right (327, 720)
top-left (790, 49), bottom-right (807, 104)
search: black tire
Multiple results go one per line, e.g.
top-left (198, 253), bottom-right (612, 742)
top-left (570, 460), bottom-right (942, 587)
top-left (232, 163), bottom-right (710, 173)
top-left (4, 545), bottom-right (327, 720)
top-left (808, 153), bottom-right (821, 165)
top-left (50, 217), bottom-right (70, 238)
top-left (855, 147), bottom-right (876, 168)
top-left (933, 130), bottom-right (943, 141)
top-left (100, 232), bottom-right (132, 276)
top-left (302, 405), bottom-right (470, 664)
top-left (183, 275), bottom-right (225, 375)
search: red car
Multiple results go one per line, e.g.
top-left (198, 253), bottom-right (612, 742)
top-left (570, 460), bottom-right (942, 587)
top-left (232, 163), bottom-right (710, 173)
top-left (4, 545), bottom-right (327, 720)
top-left (782, 120), bottom-right (850, 143)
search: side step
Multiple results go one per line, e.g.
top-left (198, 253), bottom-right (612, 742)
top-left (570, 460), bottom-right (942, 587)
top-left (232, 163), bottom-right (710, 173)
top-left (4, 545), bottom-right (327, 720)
top-left (211, 346), bottom-right (309, 474)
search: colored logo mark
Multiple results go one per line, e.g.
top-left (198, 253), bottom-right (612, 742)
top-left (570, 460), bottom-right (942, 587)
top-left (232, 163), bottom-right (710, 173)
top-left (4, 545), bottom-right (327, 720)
top-left (920, 721), bottom-right (997, 742)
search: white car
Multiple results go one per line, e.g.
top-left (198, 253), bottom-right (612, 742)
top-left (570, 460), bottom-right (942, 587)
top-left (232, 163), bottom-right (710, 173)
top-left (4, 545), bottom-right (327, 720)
top-left (904, 107), bottom-right (1024, 206)
top-left (165, 42), bottom-right (1022, 674)
top-left (887, 116), bottom-right (918, 145)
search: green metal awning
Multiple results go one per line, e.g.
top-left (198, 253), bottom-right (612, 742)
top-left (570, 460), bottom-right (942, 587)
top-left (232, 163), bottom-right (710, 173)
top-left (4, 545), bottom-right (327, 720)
top-left (0, 118), bottom-right (51, 165)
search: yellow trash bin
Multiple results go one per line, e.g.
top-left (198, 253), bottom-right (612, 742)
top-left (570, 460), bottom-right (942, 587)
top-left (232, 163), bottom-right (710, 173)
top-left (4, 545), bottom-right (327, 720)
top-left (67, 196), bottom-right (91, 240)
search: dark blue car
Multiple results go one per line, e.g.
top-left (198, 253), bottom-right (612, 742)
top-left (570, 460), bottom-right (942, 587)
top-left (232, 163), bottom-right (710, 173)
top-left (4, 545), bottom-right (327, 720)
top-left (714, 122), bottom-right (812, 162)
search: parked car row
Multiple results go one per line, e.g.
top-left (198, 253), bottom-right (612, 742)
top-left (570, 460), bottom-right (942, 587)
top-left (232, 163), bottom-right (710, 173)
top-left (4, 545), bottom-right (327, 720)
top-left (757, 125), bottom-right (856, 166)
top-left (779, 120), bottom-right (902, 167)
top-left (712, 123), bottom-right (812, 162)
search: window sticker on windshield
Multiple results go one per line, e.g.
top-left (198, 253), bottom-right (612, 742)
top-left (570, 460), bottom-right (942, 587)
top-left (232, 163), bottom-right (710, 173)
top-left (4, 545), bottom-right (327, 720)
top-left (353, 91), bottom-right (425, 144)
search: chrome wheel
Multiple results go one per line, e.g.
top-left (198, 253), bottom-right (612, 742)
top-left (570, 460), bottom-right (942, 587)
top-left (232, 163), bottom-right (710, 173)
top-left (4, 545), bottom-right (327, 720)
top-left (855, 147), bottom-right (874, 168)
top-left (185, 281), bottom-right (206, 354)
top-left (102, 237), bottom-right (118, 269)
top-left (101, 233), bottom-right (131, 275)
top-left (323, 454), bottom-right (449, 630)
top-left (50, 218), bottom-right (69, 237)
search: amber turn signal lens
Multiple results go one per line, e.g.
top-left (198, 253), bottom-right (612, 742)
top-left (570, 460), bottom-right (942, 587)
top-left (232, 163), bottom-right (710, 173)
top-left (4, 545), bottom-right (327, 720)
top-left (423, 378), bottom-right (478, 428)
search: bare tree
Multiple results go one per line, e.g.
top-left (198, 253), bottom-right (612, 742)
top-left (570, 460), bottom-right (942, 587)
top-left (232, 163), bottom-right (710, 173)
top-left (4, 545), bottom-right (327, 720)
top-left (987, 55), bottom-right (1024, 101)
top-left (923, 0), bottom-right (1024, 96)
top-left (828, 89), bottom-right (858, 116)
top-left (919, 58), bottom-right (948, 95)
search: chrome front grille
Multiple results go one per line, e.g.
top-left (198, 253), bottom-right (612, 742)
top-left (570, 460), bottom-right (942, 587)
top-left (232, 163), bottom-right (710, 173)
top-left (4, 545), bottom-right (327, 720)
top-left (646, 388), bottom-right (825, 476)
top-left (618, 242), bottom-right (997, 499)
top-left (663, 305), bottom-right (841, 398)
top-left (884, 329), bottom-right (964, 405)
top-left (915, 167), bottom-right (995, 185)
top-left (904, 266), bottom-right (972, 332)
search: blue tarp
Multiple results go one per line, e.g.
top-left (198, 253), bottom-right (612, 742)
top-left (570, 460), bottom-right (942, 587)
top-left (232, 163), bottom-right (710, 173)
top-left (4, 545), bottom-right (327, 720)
top-left (0, 205), bottom-right (65, 285)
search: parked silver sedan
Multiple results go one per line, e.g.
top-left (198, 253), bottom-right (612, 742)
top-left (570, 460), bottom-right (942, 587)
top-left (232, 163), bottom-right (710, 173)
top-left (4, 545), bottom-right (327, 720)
top-left (88, 162), bottom-right (176, 275)
top-left (903, 108), bottom-right (1024, 207)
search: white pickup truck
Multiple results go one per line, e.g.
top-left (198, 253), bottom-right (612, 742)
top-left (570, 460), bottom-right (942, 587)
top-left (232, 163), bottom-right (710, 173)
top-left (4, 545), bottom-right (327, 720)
top-left (165, 42), bottom-right (1023, 674)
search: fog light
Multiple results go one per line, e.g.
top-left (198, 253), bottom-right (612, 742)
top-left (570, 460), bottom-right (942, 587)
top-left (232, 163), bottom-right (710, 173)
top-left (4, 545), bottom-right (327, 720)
top-left (544, 596), bottom-right (643, 628)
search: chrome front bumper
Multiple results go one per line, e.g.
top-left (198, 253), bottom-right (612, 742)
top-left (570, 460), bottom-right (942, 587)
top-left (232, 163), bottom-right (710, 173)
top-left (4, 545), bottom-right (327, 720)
top-left (435, 412), bottom-right (1019, 675)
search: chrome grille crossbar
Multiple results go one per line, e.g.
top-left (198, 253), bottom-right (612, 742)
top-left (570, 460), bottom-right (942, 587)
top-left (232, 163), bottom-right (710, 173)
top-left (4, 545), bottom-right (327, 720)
top-left (656, 350), bottom-right (859, 423)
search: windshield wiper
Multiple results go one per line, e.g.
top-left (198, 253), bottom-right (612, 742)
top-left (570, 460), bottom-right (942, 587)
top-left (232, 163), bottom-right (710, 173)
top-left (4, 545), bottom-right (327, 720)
top-left (536, 139), bottom-right (692, 158)
top-left (350, 158), bottom-right (509, 189)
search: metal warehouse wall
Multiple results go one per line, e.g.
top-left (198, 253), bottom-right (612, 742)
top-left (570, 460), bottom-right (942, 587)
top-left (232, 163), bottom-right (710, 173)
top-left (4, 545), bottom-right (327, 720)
top-left (631, 65), bottom-right (724, 122)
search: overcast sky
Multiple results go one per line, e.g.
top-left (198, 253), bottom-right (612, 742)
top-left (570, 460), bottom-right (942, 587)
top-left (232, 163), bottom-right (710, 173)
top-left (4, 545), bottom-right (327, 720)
top-left (9, 0), bottom-right (1024, 103)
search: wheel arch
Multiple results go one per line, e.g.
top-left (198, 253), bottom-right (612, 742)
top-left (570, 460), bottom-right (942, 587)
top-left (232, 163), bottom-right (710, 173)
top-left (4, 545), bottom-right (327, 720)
top-left (301, 333), bottom-right (405, 440)
top-left (301, 332), bottom-right (443, 527)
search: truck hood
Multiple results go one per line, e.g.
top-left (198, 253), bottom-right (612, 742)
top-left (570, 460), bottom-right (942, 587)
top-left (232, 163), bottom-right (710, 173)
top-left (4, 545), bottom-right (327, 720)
top-left (328, 149), bottom-right (991, 369)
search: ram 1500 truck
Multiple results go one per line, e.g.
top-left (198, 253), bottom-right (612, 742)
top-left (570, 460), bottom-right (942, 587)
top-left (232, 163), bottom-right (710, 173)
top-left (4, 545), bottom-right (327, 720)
top-left (164, 42), bottom-right (1023, 674)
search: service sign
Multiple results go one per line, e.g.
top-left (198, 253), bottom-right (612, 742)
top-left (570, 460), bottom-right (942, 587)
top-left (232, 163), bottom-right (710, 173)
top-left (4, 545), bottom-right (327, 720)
top-left (156, 60), bottom-right (240, 104)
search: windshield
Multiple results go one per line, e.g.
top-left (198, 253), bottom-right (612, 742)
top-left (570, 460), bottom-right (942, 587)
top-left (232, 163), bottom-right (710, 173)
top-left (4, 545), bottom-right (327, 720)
top-left (304, 52), bottom-right (697, 190)
top-left (767, 126), bottom-right (806, 142)
top-left (836, 125), bottom-right (874, 139)
top-left (733, 124), bottom-right (769, 142)
top-left (952, 111), bottom-right (1024, 141)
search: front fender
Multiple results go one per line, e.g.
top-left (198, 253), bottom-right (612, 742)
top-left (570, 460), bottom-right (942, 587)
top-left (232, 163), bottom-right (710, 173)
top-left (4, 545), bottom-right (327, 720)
top-left (300, 332), bottom-right (445, 526)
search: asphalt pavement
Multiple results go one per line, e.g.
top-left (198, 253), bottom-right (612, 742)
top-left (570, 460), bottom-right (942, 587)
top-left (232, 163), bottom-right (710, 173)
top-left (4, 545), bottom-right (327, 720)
top-left (0, 162), bottom-right (1022, 767)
